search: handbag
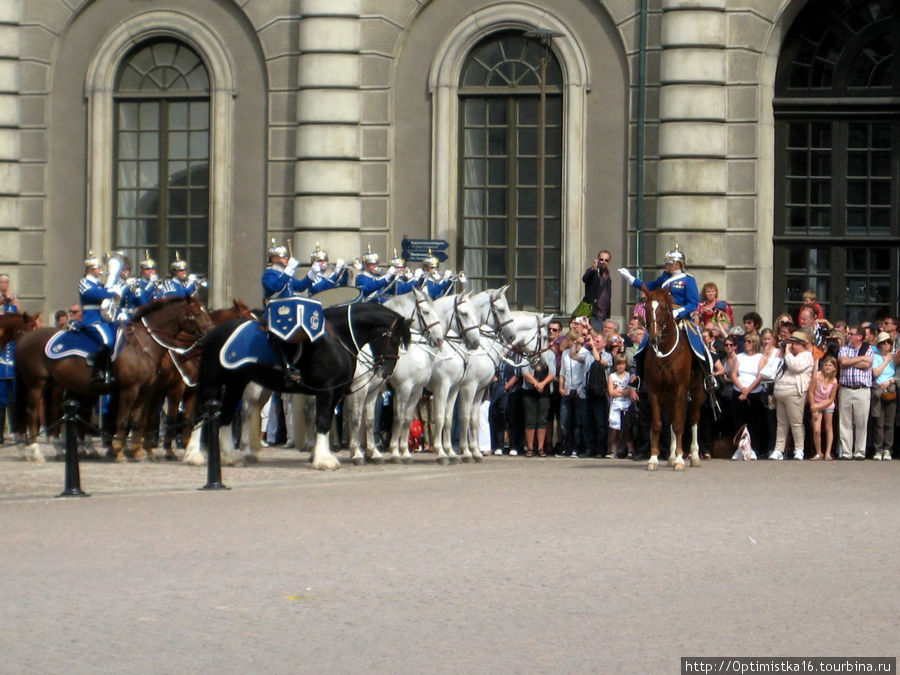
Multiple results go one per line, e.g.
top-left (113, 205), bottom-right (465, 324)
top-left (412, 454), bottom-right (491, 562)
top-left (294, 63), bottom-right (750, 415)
top-left (881, 383), bottom-right (897, 402)
top-left (572, 297), bottom-right (592, 318)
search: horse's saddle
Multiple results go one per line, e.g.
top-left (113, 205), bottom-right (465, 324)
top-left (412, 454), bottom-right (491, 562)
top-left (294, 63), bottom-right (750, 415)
top-left (44, 326), bottom-right (126, 361)
top-left (265, 296), bottom-right (325, 343)
top-left (220, 320), bottom-right (282, 370)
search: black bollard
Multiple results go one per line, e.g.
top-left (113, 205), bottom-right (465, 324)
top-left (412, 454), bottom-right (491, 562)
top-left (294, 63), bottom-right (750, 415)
top-left (57, 399), bottom-right (90, 498)
top-left (201, 399), bottom-right (228, 490)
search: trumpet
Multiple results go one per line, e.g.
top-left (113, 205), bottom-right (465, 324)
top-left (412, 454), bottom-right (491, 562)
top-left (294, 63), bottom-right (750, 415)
top-left (188, 274), bottom-right (209, 289)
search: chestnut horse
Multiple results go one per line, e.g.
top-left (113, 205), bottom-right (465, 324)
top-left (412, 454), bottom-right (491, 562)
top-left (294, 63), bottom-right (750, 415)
top-left (13, 297), bottom-right (211, 462)
top-left (643, 287), bottom-right (705, 471)
top-left (0, 312), bottom-right (40, 349)
top-left (151, 300), bottom-right (257, 459)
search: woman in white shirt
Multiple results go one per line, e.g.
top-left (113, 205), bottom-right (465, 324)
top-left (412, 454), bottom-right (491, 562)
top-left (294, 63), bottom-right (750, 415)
top-left (732, 333), bottom-right (768, 456)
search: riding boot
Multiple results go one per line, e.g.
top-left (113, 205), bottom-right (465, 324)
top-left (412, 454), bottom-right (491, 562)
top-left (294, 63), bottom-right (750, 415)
top-left (90, 345), bottom-right (113, 384)
top-left (700, 359), bottom-right (722, 419)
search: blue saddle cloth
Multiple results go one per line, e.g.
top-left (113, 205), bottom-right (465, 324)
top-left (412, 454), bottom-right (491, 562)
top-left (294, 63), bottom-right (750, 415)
top-left (45, 329), bottom-right (101, 360)
top-left (265, 296), bottom-right (325, 342)
top-left (220, 320), bottom-right (281, 370)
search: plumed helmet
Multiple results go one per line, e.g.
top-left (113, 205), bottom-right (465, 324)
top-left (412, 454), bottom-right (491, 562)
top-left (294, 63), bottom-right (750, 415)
top-left (361, 245), bottom-right (379, 265)
top-left (390, 248), bottom-right (405, 269)
top-left (310, 242), bottom-right (328, 264)
top-left (140, 250), bottom-right (157, 270)
top-left (84, 250), bottom-right (101, 269)
top-left (423, 249), bottom-right (439, 268)
top-left (170, 251), bottom-right (188, 272)
top-left (663, 242), bottom-right (686, 268)
top-left (267, 238), bottom-right (288, 260)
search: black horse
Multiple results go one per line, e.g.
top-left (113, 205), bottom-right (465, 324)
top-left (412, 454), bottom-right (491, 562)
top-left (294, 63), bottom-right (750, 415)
top-left (188, 302), bottom-right (410, 470)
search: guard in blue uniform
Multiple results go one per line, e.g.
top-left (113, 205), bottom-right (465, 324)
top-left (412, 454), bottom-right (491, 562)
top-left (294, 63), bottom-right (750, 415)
top-left (0, 273), bottom-right (18, 441)
top-left (618, 244), bottom-right (719, 403)
top-left (380, 250), bottom-right (419, 299)
top-left (123, 251), bottom-right (159, 314)
top-left (307, 243), bottom-right (350, 296)
top-left (417, 250), bottom-right (454, 299)
top-left (156, 253), bottom-right (199, 299)
top-left (354, 247), bottom-right (397, 301)
top-left (263, 240), bottom-right (319, 385)
top-left (78, 251), bottom-right (123, 383)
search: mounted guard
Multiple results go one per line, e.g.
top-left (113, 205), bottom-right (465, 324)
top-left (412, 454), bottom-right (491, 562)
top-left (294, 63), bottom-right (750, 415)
top-left (156, 252), bottom-right (203, 299)
top-left (380, 249), bottom-right (420, 299)
top-left (307, 242), bottom-right (350, 296)
top-left (76, 251), bottom-right (123, 383)
top-left (354, 246), bottom-right (397, 302)
top-left (417, 249), bottom-right (454, 299)
top-left (618, 243), bottom-right (719, 400)
top-left (262, 239), bottom-right (324, 386)
top-left (122, 251), bottom-right (159, 314)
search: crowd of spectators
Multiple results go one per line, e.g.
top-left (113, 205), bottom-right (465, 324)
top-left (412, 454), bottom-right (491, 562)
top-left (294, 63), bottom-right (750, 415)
top-left (486, 277), bottom-right (900, 462)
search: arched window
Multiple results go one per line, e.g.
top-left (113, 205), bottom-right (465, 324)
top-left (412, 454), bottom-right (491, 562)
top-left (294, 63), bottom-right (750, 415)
top-left (459, 31), bottom-right (563, 311)
top-left (775, 0), bottom-right (899, 323)
top-left (114, 39), bottom-right (211, 275)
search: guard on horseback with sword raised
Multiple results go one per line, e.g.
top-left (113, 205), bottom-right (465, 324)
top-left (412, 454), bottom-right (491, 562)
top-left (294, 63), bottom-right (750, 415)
top-left (617, 243), bottom-right (720, 405)
top-left (262, 239), bottom-right (324, 387)
top-left (77, 251), bottom-right (123, 383)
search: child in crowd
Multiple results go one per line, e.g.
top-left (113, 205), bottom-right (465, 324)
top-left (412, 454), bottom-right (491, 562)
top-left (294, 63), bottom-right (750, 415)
top-left (808, 355), bottom-right (839, 460)
top-left (607, 354), bottom-right (636, 458)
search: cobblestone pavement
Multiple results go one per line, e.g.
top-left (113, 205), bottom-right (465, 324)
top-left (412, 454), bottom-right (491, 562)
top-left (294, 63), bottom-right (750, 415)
top-left (2, 441), bottom-right (898, 673)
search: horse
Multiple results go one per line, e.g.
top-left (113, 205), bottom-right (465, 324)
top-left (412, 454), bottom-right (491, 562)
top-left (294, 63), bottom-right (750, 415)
top-left (184, 302), bottom-right (411, 470)
top-left (150, 299), bottom-right (257, 459)
top-left (13, 296), bottom-right (211, 462)
top-left (0, 312), bottom-right (40, 349)
top-left (643, 287), bottom-right (705, 471)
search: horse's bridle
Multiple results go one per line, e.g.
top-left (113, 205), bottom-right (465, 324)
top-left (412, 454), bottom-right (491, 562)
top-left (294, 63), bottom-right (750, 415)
top-left (141, 300), bottom-right (208, 354)
top-left (647, 297), bottom-right (681, 359)
top-left (410, 294), bottom-right (441, 346)
top-left (488, 292), bottom-right (514, 339)
top-left (451, 295), bottom-right (481, 342)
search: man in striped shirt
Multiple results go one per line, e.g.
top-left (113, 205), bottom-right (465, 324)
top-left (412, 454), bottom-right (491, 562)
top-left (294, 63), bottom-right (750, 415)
top-left (837, 325), bottom-right (875, 460)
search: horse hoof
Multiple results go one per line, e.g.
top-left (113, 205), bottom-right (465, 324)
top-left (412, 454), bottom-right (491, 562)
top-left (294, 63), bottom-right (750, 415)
top-left (437, 456), bottom-right (450, 466)
top-left (448, 455), bottom-right (461, 464)
top-left (690, 458), bottom-right (702, 468)
top-left (674, 461), bottom-right (686, 471)
top-left (401, 455), bottom-right (413, 465)
top-left (353, 456), bottom-right (365, 466)
top-left (473, 452), bottom-right (484, 463)
top-left (182, 450), bottom-right (206, 466)
top-left (387, 455), bottom-right (401, 464)
top-left (461, 455), bottom-right (472, 463)
top-left (370, 456), bottom-right (384, 465)
top-left (165, 452), bottom-right (179, 462)
top-left (242, 453), bottom-right (259, 464)
top-left (647, 461), bottom-right (658, 471)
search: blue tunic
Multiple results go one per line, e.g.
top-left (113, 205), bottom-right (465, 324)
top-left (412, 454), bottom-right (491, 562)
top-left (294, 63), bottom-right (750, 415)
top-left (263, 265), bottom-right (312, 301)
top-left (630, 270), bottom-right (699, 320)
top-left (309, 268), bottom-right (350, 296)
top-left (156, 277), bottom-right (198, 300)
top-left (77, 276), bottom-right (118, 346)
top-left (423, 276), bottom-right (453, 300)
top-left (355, 271), bottom-right (391, 300)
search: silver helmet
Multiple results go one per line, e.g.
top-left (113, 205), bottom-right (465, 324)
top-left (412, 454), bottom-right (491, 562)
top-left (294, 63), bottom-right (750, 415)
top-left (361, 245), bottom-right (379, 266)
top-left (140, 250), bottom-right (157, 270)
top-left (390, 248), bottom-right (405, 269)
top-left (663, 242), bottom-right (686, 268)
top-left (423, 249), bottom-right (439, 269)
top-left (267, 238), bottom-right (288, 260)
top-left (170, 251), bottom-right (188, 272)
top-left (83, 250), bottom-right (101, 269)
top-left (310, 242), bottom-right (328, 264)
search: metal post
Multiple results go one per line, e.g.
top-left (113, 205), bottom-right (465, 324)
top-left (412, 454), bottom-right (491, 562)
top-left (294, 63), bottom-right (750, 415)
top-left (57, 399), bottom-right (89, 498)
top-left (201, 399), bottom-right (228, 490)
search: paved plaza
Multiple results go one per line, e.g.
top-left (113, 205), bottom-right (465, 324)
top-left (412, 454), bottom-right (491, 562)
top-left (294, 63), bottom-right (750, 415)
top-left (1, 443), bottom-right (898, 673)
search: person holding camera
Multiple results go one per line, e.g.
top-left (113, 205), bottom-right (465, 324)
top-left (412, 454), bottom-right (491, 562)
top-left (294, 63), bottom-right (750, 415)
top-left (581, 250), bottom-right (611, 332)
top-left (556, 330), bottom-right (590, 457)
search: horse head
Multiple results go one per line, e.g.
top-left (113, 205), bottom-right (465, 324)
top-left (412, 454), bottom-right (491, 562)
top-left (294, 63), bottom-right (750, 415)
top-left (644, 287), bottom-right (677, 350)
top-left (410, 286), bottom-right (444, 348)
top-left (488, 285), bottom-right (517, 344)
top-left (0, 311), bottom-right (39, 348)
top-left (367, 309), bottom-right (412, 379)
top-left (135, 296), bottom-right (212, 350)
top-left (452, 292), bottom-right (483, 350)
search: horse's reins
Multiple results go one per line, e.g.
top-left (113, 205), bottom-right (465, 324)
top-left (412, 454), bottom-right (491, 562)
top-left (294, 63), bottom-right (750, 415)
top-left (648, 298), bottom-right (682, 360)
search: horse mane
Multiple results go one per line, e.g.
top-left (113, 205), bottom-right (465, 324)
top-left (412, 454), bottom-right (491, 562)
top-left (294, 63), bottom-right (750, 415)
top-left (325, 302), bottom-right (411, 349)
top-left (129, 296), bottom-right (193, 322)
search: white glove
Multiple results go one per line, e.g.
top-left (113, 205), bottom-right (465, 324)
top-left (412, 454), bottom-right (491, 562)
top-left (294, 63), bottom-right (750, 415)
top-left (188, 273), bottom-right (198, 284)
top-left (413, 268), bottom-right (425, 282)
top-left (149, 273), bottom-right (158, 284)
top-left (458, 272), bottom-right (467, 284)
top-left (285, 257), bottom-right (300, 275)
top-left (335, 258), bottom-right (345, 272)
top-left (307, 265), bottom-right (320, 282)
top-left (673, 306), bottom-right (686, 319)
top-left (443, 269), bottom-right (453, 281)
top-left (618, 267), bottom-right (635, 285)
top-left (384, 265), bottom-right (397, 281)
top-left (111, 282), bottom-right (124, 297)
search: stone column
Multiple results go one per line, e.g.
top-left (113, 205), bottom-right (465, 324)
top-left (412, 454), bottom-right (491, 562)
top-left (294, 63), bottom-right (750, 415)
top-left (0, 2), bottom-right (21, 287)
top-left (657, 0), bottom-right (727, 272)
top-left (295, 0), bottom-right (362, 260)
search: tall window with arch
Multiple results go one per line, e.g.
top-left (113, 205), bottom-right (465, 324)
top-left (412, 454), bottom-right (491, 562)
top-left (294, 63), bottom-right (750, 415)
top-left (775, 0), bottom-right (899, 323)
top-left (459, 31), bottom-right (563, 312)
top-left (114, 39), bottom-right (210, 275)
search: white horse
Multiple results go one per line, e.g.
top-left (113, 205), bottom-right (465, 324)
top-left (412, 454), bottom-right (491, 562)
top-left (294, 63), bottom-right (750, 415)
top-left (343, 287), bottom-right (445, 464)
top-left (454, 311), bottom-right (552, 462)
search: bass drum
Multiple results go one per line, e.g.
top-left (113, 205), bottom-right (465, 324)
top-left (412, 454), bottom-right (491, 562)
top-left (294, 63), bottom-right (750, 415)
top-left (312, 286), bottom-right (362, 308)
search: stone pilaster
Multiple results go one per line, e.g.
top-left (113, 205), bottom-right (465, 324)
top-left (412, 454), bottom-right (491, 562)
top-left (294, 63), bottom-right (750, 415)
top-left (657, 0), bottom-right (728, 271)
top-left (0, 1), bottom-right (23, 291)
top-left (294, 0), bottom-right (362, 259)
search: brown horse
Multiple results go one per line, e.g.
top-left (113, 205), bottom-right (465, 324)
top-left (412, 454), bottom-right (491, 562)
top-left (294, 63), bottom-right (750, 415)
top-left (13, 297), bottom-right (211, 462)
top-left (643, 287), bottom-right (705, 471)
top-left (144, 299), bottom-right (256, 459)
top-left (0, 312), bottom-right (40, 348)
